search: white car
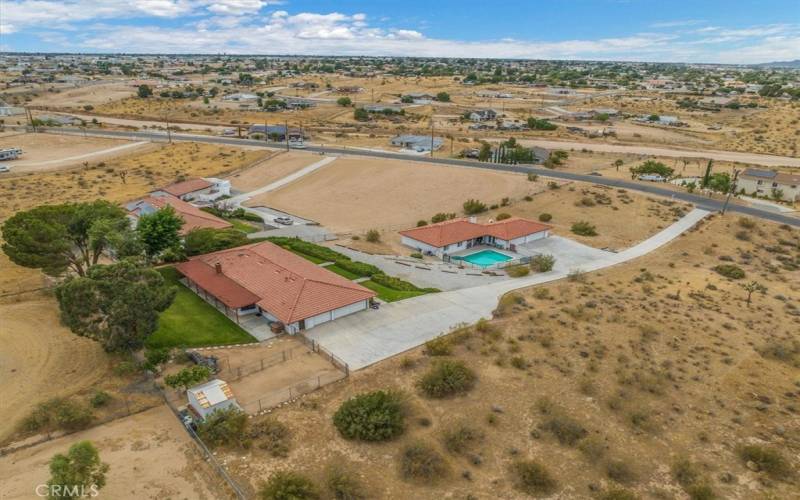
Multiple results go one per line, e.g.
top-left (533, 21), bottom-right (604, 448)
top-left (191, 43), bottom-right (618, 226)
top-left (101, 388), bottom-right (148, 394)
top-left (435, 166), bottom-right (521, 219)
top-left (274, 216), bottom-right (293, 225)
top-left (0, 165), bottom-right (11, 173)
top-left (288, 140), bottom-right (306, 149)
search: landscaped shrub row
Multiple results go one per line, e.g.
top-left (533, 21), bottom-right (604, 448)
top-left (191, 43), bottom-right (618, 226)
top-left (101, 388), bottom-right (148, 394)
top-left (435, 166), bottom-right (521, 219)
top-left (267, 237), bottom-right (439, 293)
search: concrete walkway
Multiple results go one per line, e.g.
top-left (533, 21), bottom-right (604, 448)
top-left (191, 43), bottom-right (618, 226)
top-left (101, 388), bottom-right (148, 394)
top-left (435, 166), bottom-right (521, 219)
top-left (228, 155), bottom-right (337, 205)
top-left (305, 209), bottom-right (710, 370)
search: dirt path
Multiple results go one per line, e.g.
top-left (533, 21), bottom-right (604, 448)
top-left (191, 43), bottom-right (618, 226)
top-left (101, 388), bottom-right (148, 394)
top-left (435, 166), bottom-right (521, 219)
top-left (9, 141), bottom-right (151, 171)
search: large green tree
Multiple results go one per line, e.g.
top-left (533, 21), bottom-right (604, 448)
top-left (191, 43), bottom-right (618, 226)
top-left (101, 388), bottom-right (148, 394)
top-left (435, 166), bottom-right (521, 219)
top-left (46, 441), bottom-right (109, 499)
top-left (2, 201), bottom-right (130, 277)
top-left (136, 205), bottom-right (184, 260)
top-left (55, 260), bottom-right (176, 351)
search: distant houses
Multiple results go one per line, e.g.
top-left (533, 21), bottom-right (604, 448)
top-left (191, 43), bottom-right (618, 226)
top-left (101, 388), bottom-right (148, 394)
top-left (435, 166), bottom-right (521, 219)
top-left (738, 169), bottom-right (800, 202)
top-left (390, 134), bottom-right (444, 152)
top-left (467, 109), bottom-right (497, 122)
top-left (247, 125), bottom-right (304, 141)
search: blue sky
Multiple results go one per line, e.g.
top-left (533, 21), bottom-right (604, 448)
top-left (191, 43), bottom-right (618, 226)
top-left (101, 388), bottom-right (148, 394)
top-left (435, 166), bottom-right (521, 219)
top-left (2, 0), bottom-right (799, 63)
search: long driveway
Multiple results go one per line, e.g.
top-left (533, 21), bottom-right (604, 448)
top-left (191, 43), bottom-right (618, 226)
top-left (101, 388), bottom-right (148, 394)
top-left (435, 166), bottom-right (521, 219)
top-left (306, 208), bottom-right (710, 370)
top-left (41, 128), bottom-right (800, 228)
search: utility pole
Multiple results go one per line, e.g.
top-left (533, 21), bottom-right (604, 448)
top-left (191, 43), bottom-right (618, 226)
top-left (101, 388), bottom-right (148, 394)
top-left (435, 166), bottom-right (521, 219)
top-left (264, 117), bottom-right (268, 143)
top-left (164, 112), bottom-right (172, 143)
top-left (430, 120), bottom-right (434, 158)
top-left (285, 120), bottom-right (290, 151)
top-left (721, 169), bottom-right (740, 215)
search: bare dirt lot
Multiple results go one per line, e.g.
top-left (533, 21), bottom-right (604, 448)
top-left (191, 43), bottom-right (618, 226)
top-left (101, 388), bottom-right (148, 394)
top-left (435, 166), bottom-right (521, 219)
top-left (208, 336), bottom-right (345, 414)
top-left (0, 298), bottom-right (114, 444)
top-left (249, 155), bottom-right (691, 252)
top-left (0, 133), bottom-right (154, 173)
top-left (227, 150), bottom-right (319, 192)
top-left (29, 82), bottom-right (137, 108)
top-left (0, 405), bottom-right (223, 499)
top-left (214, 214), bottom-right (800, 499)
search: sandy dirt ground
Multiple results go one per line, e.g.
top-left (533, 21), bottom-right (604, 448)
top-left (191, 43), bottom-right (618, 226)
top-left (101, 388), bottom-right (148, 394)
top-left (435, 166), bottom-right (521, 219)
top-left (227, 151), bottom-right (320, 192)
top-left (0, 298), bottom-right (113, 444)
top-left (215, 215), bottom-right (800, 499)
top-left (0, 405), bottom-right (223, 500)
top-left (248, 155), bottom-right (547, 233)
top-left (247, 154), bottom-right (690, 251)
top-left (0, 133), bottom-right (155, 173)
top-left (29, 82), bottom-right (137, 108)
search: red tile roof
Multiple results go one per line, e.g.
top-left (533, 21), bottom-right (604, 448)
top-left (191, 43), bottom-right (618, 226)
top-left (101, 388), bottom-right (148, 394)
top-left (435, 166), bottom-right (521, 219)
top-left (176, 241), bottom-right (376, 324)
top-left (128, 195), bottom-right (232, 234)
top-left (162, 178), bottom-right (213, 197)
top-left (400, 217), bottom-right (550, 248)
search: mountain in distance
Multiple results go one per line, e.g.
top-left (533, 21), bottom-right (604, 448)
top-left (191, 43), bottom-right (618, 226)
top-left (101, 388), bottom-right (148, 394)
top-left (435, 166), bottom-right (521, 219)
top-left (753, 59), bottom-right (800, 68)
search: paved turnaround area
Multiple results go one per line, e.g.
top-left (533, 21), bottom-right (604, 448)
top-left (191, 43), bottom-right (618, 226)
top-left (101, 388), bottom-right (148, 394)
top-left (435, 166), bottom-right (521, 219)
top-left (305, 209), bottom-right (710, 370)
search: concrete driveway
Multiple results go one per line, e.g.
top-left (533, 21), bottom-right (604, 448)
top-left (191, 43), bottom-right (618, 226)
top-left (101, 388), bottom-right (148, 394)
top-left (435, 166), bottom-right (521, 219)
top-left (305, 208), bottom-right (710, 370)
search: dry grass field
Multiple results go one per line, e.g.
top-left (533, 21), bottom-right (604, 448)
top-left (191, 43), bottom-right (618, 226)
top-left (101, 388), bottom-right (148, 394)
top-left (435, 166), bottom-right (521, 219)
top-left (0, 405), bottom-right (222, 499)
top-left (0, 133), bottom-right (154, 173)
top-left (228, 150), bottom-right (318, 192)
top-left (213, 214), bottom-right (800, 499)
top-left (28, 82), bottom-right (137, 108)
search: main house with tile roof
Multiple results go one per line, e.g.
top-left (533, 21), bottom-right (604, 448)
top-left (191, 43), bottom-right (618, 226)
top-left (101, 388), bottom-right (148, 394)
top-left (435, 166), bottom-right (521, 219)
top-left (399, 217), bottom-right (551, 257)
top-left (151, 177), bottom-right (231, 203)
top-left (176, 241), bottom-right (376, 333)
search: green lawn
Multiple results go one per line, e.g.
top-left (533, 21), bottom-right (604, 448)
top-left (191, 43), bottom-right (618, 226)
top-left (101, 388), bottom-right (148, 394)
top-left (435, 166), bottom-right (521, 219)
top-left (323, 264), bottom-right (360, 280)
top-left (361, 280), bottom-right (428, 302)
top-left (285, 247), bottom-right (326, 264)
top-left (147, 267), bottom-right (257, 348)
top-left (228, 218), bottom-right (259, 234)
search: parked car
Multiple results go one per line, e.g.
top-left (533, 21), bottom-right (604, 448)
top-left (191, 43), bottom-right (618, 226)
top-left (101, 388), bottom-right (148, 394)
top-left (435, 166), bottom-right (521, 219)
top-left (0, 165), bottom-right (10, 173)
top-left (274, 216), bottom-right (293, 225)
top-left (288, 140), bottom-right (306, 149)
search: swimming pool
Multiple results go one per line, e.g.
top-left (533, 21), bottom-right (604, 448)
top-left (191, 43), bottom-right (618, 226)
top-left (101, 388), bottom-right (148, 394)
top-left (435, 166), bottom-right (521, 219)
top-left (459, 249), bottom-right (513, 267)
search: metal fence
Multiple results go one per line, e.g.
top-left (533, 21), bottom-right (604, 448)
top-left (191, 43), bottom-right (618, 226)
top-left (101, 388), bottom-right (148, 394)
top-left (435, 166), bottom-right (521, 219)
top-left (296, 334), bottom-right (350, 376)
top-left (213, 344), bottom-right (310, 381)
top-left (238, 369), bottom-right (347, 414)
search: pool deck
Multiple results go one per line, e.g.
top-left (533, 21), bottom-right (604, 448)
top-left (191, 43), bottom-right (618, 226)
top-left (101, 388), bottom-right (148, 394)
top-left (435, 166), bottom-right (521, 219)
top-left (448, 245), bottom-right (516, 259)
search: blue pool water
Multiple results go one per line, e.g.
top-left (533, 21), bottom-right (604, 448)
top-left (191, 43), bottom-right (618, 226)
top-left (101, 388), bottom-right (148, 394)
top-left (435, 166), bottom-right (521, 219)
top-left (459, 249), bottom-right (513, 267)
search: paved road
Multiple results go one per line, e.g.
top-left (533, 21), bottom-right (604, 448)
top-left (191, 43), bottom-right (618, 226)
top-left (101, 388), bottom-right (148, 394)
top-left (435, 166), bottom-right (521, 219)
top-left (306, 209), bottom-right (710, 370)
top-left (43, 127), bottom-right (800, 228)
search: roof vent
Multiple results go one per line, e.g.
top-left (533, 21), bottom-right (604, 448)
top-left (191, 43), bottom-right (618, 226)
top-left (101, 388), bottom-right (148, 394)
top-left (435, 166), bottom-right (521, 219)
top-left (215, 262), bottom-right (222, 274)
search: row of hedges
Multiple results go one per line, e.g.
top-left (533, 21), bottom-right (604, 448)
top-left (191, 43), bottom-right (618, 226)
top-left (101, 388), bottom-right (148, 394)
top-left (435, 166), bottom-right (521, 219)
top-left (268, 237), bottom-right (439, 293)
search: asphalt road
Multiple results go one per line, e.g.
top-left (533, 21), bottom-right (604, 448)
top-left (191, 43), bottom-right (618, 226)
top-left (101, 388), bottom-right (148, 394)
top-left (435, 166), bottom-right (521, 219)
top-left (45, 127), bottom-right (800, 228)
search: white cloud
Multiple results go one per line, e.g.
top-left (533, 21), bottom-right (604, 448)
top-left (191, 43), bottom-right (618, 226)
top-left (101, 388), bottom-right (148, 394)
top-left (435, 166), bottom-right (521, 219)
top-left (3, 4), bottom-right (799, 64)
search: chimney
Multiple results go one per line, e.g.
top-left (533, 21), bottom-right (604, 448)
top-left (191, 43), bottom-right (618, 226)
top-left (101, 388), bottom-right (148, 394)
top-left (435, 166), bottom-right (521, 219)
top-left (215, 262), bottom-right (222, 274)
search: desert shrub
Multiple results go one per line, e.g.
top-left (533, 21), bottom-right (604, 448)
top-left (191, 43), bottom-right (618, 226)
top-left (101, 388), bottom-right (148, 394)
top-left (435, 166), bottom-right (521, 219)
top-left (685, 484), bottom-right (716, 500)
top-left (333, 391), bottom-right (405, 441)
top-left (89, 391), bottom-right (112, 408)
top-left (494, 292), bottom-right (527, 317)
top-left (506, 264), bottom-right (530, 277)
top-left (712, 264), bottom-right (745, 279)
top-left (410, 252), bottom-right (423, 259)
top-left (143, 347), bottom-right (170, 371)
top-left (21, 398), bottom-right (93, 433)
top-left (496, 212), bottom-right (512, 221)
top-left (250, 418), bottom-right (291, 457)
top-left (416, 220), bottom-right (427, 227)
top-left (578, 435), bottom-right (607, 460)
top-left (511, 460), bottom-right (557, 495)
top-left (738, 217), bottom-right (756, 229)
top-left (400, 442), bottom-right (448, 483)
top-left (672, 458), bottom-right (701, 488)
top-left (365, 229), bottom-right (380, 243)
top-left (599, 488), bottom-right (639, 500)
top-left (578, 196), bottom-right (596, 207)
top-left (431, 212), bottom-right (456, 223)
top-left (424, 336), bottom-right (452, 356)
top-left (530, 254), bottom-right (555, 272)
top-left (417, 360), bottom-right (476, 398)
top-left (441, 423), bottom-right (483, 454)
top-left (463, 198), bottom-right (488, 215)
top-left (325, 465), bottom-right (365, 500)
top-left (259, 471), bottom-right (318, 500)
top-left (197, 407), bottom-right (250, 449)
top-left (510, 356), bottom-right (527, 369)
top-left (538, 213), bottom-right (552, 222)
top-left (757, 339), bottom-right (800, 367)
top-left (738, 445), bottom-right (791, 478)
top-left (542, 414), bottom-right (587, 446)
top-left (528, 172), bottom-right (538, 181)
top-left (571, 221), bottom-right (598, 236)
top-left (606, 458), bottom-right (638, 484)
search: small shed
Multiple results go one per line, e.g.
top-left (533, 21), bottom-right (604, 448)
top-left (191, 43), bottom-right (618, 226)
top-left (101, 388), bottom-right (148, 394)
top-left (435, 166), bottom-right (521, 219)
top-left (187, 379), bottom-right (241, 419)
